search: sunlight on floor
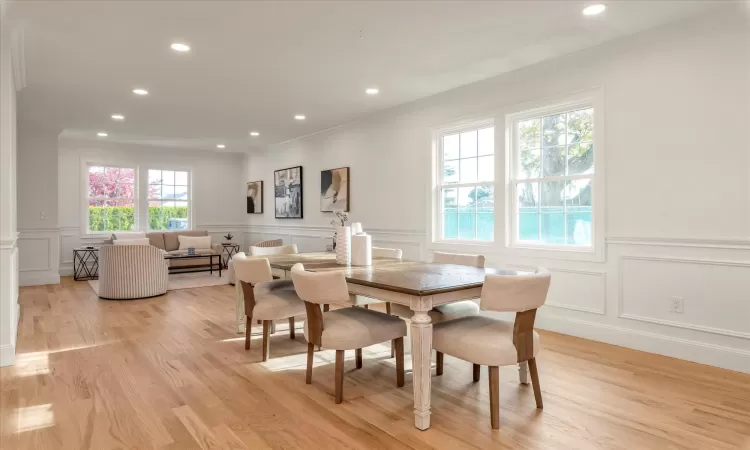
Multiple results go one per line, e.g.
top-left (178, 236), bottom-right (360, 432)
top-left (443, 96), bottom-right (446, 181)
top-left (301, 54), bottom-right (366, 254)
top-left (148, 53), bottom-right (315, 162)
top-left (13, 352), bottom-right (50, 377)
top-left (16, 404), bottom-right (55, 433)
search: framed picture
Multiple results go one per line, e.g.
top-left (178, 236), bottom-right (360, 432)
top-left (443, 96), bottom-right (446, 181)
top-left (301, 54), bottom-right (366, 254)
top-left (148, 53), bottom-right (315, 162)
top-left (274, 166), bottom-right (303, 218)
top-left (246, 181), bottom-right (263, 214)
top-left (320, 167), bottom-right (349, 212)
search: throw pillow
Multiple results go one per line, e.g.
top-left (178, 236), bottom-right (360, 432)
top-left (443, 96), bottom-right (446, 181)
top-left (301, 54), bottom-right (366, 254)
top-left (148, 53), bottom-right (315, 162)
top-left (178, 235), bottom-right (212, 250)
top-left (113, 238), bottom-right (151, 246)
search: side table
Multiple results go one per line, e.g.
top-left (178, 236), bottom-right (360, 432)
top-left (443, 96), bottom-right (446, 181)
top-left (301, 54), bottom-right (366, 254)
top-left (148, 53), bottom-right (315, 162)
top-left (221, 243), bottom-right (240, 269)
top-left (74, 247), bottom-right (99, 281)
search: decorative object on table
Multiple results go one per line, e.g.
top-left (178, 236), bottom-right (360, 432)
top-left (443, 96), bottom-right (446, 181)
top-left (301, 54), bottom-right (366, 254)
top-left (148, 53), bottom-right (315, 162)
top-left (320, 166), bottom-right (349, 212)
top-left (274, 166), bottom-right (303, 218)
top-left (351, 232), bottom-right (372, 266)
top-left (335, 225), bottom-right (351, 265)
top-left (187, 247), bottom-right (196, 256)
top-left (223, 232), bottom-right (234, 244)
top-left (246, 181), bottom-right (263, 214)
top-left (73, 247), bottom-right (99, 281)
top-left (330, 210), bottom-right (349, 251)
top-left (221, 243), bottom-right (240, 268)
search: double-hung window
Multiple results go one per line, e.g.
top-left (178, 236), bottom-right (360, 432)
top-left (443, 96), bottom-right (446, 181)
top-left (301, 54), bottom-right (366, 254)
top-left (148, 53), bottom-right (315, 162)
top-left (509, 103), bottom-right (595, 248)
top-left (148, 169), bottom-right (190, 230)
top-left (437, 122), bottom-right (495, 242)
top-left (87, 165), bottom-right (137, 232)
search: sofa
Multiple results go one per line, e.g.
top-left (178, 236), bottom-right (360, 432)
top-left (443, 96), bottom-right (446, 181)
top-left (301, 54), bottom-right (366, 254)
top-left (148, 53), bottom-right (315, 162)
top-left (111, 230), bottom-right (223, 271)
top-left (98, 245), bottom-right (169, 299)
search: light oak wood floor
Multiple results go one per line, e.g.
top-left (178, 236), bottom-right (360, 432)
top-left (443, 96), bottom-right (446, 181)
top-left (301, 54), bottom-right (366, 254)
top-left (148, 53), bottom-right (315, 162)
top-left (2, 277), bottom-right (749, 449)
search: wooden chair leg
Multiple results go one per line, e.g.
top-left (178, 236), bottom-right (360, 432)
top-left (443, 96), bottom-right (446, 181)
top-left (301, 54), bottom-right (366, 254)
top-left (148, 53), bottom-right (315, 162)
top-left (436, 351), bottom-right (444, 376)
top-left (335, 350), bottom-right (344, 404)
top-left (528, 358), bottom-right (543, 409)
top-left (363, 304), bottom-right (369, 309)
top-left (386, 302), bottom-right (391, 315)
top-left (355, 348), bottom-right (363, 369)
top-left (245, 314), bottom-right (252, 350)
top-left (262, 320), bottom-right (271, 362)
top-left (489, 366), bottom-right (499, 429)
top-left (394, 337), bottom-right (405, 387)
top-left (390, 341), bottom-right (394, 358)
top-left (473, 363), bottom-right (481, 382)
top-left (289, 317), bottom-right (295, 339)
top-left (323, 304), bottom-right (330, 312)
top-left (305, 342), bottom-right (314, 384)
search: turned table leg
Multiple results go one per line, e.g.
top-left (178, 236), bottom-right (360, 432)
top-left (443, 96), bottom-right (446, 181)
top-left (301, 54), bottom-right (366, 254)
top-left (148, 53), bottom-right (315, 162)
top-left (410, 297), bottom-right (433, 430)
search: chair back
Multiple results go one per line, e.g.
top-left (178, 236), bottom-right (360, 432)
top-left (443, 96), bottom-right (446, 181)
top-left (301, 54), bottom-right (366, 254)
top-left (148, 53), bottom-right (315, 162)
top-left (98, 245), bottom-right (168, 299)
top-left (254, 239), bottom-right (283, 248)
top-left (290, 263), bottom-right (350, 305)
top-left (433, 251), bottom-right (485, 268)
top-left (249, 244), bottom-right (298, 256)
top-left (233, 257), bottom-right (273, 285)
top-left (372, 247), bottom-right (403, 260)
top-left (480, 268), bottom-right (551, 313)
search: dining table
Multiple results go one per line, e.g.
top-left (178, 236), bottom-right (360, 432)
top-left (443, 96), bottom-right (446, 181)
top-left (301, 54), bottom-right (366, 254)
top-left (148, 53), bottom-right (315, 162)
top-left (256, 251), bottom-right (524, 431)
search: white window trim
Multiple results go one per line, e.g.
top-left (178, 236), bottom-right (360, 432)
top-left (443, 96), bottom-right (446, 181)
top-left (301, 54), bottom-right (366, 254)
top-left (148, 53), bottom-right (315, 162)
top-left (81, 162), bottom-right (139, 236)
top-left (432, 118), bottom-right (496, 245)
top-left (145, 166), bottom-right (193, 231)
top-left (504, 89), bottom-right (605, 262)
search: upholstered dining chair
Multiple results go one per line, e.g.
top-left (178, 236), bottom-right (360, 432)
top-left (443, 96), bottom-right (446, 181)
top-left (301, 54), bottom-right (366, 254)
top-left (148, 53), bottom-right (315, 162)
top-left (389, 251), bottom-right (484, 323)
top-left (290, 263), bottom-right (407, 404)
top-left (235, 257), bottom-right (306, 361)
top-left (253, 238), bottom-right (283, 248)
top-left (249, 244), bottom-right (298, 256)
top-left (432, 268), bottom-right (551, 429)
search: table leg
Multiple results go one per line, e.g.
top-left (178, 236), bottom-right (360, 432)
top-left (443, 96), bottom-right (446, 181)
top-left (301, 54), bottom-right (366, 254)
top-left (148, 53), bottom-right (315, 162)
top-left (410, 296), bottom-right (433, 430)
top-left (519, 361), bottom-right (530, 385)
top-left (218, 255), bottom-right (222, 277)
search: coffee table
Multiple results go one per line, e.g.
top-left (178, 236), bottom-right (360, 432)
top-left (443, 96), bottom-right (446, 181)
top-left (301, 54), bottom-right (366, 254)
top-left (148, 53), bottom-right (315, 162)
top-left (164, 251), bottom-right (222, 276)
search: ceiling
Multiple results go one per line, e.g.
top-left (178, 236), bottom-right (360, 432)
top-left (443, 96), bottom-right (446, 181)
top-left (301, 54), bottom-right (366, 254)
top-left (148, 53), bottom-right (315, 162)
top-left (11, 0), bottom-right (717, 152)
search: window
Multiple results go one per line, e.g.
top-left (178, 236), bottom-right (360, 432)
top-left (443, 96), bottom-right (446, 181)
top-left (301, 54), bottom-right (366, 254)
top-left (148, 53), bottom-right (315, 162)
top-left (87, 165), bottom-right (137, 232)
top-left (148, 169), bottom-right (190, 230)
top-left (509, 104), bottom-right (595, 248)
top-left (437, 122), bottom-right (495, 241)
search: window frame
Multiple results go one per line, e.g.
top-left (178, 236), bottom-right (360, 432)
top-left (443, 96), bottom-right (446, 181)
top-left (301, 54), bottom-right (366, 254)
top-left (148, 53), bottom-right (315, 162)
top-left (434, 118), bottom-right (496, 245)
top-left (505, 91), bottom-right (605, 260)
top-left (146, 167), bottom-right (192, 231)
top-left (83, 163), bottom-right (139, 234)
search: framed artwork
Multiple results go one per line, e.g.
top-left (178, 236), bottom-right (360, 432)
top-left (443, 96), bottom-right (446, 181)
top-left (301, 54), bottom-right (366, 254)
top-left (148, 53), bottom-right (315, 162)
top-left (246, 181), bottom-right (263, 214)
top-left (274, 166), bottom-right (303, 218)
top-left (320, 167), bottom-right (349, 212)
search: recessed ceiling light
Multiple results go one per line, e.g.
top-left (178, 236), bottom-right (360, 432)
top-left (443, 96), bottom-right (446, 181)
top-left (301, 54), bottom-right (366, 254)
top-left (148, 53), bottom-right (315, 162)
top-left (582, 4), bottom-right (606, 16)
top-left (97, 132), bottom-right (108, 137)
top-left (250, 131), bottom-right (260, 137)
top-left (170, 42), bottom-right (191, 52)
top-left (294, 115), bottom-right (306, 120)
top-left (365, 88), bottom-right (379, 95)
top-left (111, 114), bottom-right (125, 121)
top-left (216, 144), bottom-right (226, 149)
top-left (132, 88), bottom-right (149, 96)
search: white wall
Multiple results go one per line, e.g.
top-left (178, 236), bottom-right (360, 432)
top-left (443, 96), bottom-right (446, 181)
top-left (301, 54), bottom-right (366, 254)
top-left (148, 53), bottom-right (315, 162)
top-left (0, 0), bottom-right (20, 366)
top-left (245, 9), bottom-right (750, 373)
top-left (57, 139), bottom-right (248, 275)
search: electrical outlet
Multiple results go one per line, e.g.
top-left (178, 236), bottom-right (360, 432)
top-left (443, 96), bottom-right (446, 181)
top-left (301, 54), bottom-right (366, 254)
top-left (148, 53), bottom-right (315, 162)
top-left (40, 211), bottom-right (47, 220)
top-left (669, 296), bottom-right (684, 313)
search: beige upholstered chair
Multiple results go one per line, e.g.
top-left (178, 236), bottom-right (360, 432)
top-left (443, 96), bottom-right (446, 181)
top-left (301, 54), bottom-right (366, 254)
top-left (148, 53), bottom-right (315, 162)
top-left (249, 244), bottom-right (298, 256)
top-left (291, 263), bottom-right (407, 404)
top-left (390, 251), bottom-right (484, 323)
top-left (253, 238), bottom-right (283, 248)
top-left (98, 245), bottom-right (168, 300)
top-left (235, 257), bottom-right (305, 361)
top-left (432, 269), bottom-right (551, 429)
top-left (227, 252), bottom-right (246, 286)
top-left (371, 247), bottom-right (403, 259)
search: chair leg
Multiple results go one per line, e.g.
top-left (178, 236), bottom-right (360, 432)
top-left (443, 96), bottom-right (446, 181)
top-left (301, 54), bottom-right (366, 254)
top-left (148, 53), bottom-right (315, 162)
top-left (262, 320), bottom-right (271, 362)
top-left (394, 337), bottom-right (405, 387)
top-left (323, 304), bottom-right (330, 312)
top-left (489, 366), bottom-right (499, 429)
top-left (473, 364), bottom-right (481, 382)
top-left (528, 358), bottom-right (543, 409)
top-left (305, 342), bottom-right (314, 384)
top-left (436, 351), bottom-right (444, 376)
top-left (288, 317), bottom-right (295, 339)
top-left (386, 302), bottom-right (391, 315)
top-left (245, 314), bottom-right (252, 350)
top-left (390, 341), bottom-right (395, 358)
top-left (335, 350), bottom-right (344, 404)
top-left (355, 348), bottom-right (363, 369)
top-left (364, 304), bottom-right (369, 309)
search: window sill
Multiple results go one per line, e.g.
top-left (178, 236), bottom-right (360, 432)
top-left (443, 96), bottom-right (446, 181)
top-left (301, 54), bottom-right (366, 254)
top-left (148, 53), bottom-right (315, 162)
top-left (432, 240), bottom-right (495, 247)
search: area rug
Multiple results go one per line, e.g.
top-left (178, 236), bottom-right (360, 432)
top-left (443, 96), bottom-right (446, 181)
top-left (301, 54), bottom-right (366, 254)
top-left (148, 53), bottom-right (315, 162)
top-left (88, 271), bottom-right (229, 295)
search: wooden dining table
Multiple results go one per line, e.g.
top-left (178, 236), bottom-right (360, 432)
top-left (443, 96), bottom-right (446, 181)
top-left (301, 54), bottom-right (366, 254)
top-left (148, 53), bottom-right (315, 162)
top-left (261, 251), bottom-right (523, 431)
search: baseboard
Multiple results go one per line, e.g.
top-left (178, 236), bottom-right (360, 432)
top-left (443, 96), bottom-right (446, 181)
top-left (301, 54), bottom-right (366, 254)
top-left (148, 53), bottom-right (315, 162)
top-left (19, 271), bottom-right (61, 287)
top-left (59, 262), bottom-right (73, 276)
top-left (536, 315), bottom-right (750, 374)
top-left (0, 344), bottom-right (15, 367)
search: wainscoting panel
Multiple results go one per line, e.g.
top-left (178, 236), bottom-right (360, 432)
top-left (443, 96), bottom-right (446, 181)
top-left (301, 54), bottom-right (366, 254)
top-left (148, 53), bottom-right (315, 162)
top-left (508, 265), bottom-right (607, 315)
top-left (18, 228), bottom-right (60, 286)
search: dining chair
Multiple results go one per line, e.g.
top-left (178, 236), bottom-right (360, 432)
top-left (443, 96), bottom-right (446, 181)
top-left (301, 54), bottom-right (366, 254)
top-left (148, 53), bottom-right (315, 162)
top-left (235, 257), bottom-right (306, 361)
top-left (389, 251), bottom-right (484, 323)
top-left (249, 244), bottom-right (298, 256)
top-left (253, 238), bottom-right (283, 248)
top-left (354, 247), bottom-right (404, 312)
top-left (432, 268), bottom-right (551, 429)
top-left (290, 263), bottom-right (407, 404)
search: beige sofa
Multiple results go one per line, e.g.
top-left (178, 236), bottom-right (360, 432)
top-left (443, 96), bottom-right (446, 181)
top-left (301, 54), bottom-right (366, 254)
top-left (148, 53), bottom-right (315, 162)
top-left (112, 230), bottom-right (223, 271)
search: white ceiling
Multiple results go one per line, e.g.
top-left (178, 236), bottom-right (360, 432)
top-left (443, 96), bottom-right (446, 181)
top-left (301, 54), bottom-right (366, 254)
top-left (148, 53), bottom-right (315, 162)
top-left (11, 0), bottom-right (717, 152)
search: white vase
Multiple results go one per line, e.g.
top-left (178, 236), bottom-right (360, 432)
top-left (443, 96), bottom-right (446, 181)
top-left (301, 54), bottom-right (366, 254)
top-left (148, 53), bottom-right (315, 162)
top-left (336, 226), bottom-right (351, 265)
top-left (351, 233), bottom-right (372, 266)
